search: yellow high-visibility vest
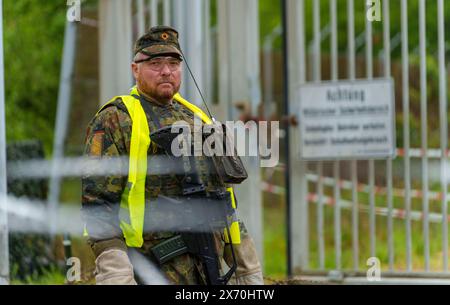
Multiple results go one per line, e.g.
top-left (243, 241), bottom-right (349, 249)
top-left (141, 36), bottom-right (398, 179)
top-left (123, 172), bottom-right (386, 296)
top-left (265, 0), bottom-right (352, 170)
top-left (88, 86), bottom-right (241, 248)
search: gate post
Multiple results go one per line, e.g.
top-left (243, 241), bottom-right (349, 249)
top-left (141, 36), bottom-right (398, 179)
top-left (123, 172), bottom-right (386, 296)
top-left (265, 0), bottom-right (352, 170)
top-left (217, 0), bottom-right (263, 265)
top-left (98, 0), bottom-right (133, 104)
top-left (0, 0), bottom-right (9, 285)
top-left (286, 0), bottom-right (308, 274)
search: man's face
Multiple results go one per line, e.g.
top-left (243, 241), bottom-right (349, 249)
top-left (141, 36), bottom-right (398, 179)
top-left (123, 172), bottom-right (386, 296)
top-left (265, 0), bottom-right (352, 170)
top-left (132, 54), bottom-right (182, 101)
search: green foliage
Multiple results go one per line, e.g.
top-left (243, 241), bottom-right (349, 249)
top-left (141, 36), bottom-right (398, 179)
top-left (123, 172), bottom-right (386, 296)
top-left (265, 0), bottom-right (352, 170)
top-left (3, 0), bottom-right (66, 155)
top-left (3, 1), bottom-right (449, 156)
top-left (10, 266), bottom-right (66, 285)
top-left (259, 0), bottom-right (282, 48)
top-left (264, 177), bottom-right (450, 277)
top-left (260, 0), bottom-right (450, 59)
top-left (7, 140), bottom-right (61, 283)
top-left (263, 200), bottom-right (286, 277)
top-left (9, 233), bottom-right (59, 283)
top-left (306, 175), bottom-right (450, 272)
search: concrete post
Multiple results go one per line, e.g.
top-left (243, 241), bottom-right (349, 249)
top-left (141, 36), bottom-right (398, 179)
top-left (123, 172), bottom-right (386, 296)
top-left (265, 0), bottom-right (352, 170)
top-left (0, 0), bottom-right (9, 285)
top-left (98, 0), bottom-right (133, 104)
top-left (172, 0), bottom-right (205, 105)
top-left (217, 0), bottom-right (263, 265)
top-left (287, 0), bottom-right (309, 273)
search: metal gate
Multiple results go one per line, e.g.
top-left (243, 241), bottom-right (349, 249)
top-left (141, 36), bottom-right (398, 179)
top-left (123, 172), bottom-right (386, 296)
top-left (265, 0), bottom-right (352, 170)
top-left (287, 0), bottom-right (449, 283)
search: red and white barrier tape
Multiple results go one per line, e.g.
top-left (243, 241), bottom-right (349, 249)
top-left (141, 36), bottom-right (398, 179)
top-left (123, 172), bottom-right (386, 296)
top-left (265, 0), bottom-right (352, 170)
top-left (273, 149), bottom-right (450, 168)
top-left (306, 193), bottom-right (450, 223)
top-left (260, 181), bottom-right (449, 222)
top-left (305, 173), bottom-right (448, 202)
top-left (261, 175), bottom-right (449, 202)
top-left (396, 148), bottom-right (450, 158)
top-left (261, 181), bottom-right (285, 195)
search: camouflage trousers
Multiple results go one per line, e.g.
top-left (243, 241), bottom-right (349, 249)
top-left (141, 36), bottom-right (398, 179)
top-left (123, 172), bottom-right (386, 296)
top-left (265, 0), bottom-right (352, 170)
top-left (94, 231), bottom-right (263, 285)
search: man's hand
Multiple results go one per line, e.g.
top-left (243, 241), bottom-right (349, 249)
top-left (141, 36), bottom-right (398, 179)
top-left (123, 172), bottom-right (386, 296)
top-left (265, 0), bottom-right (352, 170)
top-left (94, 248), bottom-right (137, 285)
top-left (223, 221), bottom-right (264, 285)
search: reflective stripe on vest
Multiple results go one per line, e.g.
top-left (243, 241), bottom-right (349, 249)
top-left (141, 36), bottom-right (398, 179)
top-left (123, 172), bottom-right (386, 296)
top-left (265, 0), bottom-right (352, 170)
top-left (89, 86), bottom-right (241, 247)
top-left (94, 91), bottom-right (149, 247)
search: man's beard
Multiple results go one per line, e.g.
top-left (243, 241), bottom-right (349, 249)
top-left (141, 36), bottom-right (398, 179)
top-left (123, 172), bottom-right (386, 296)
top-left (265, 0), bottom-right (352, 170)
top-left (138, 79), bottom-right (180, 102)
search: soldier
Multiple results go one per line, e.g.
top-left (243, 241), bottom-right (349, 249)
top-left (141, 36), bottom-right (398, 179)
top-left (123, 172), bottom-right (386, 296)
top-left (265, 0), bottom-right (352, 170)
top-left (81, 26), bottom-right (263, 285)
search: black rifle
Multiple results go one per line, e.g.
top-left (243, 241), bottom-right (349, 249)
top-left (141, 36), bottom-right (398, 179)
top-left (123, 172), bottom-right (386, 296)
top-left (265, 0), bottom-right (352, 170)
top-left (148, 125), bottom-right (237, 285)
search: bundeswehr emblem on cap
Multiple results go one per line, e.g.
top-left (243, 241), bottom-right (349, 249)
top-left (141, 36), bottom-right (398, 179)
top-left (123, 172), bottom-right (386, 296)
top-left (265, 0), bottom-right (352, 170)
top-left (133, 26), bottom-right (182, 59)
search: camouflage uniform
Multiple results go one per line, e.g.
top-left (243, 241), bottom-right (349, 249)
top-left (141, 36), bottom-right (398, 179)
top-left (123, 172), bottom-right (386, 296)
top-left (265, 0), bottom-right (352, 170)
top-left (82, 93), bottom-right (262, 285)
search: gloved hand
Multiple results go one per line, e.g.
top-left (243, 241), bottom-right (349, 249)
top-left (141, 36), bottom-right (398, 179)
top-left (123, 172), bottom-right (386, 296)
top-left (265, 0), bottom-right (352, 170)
top-left (94, 248), bottom-right (137, 285)
top-left (223, 222), bottom-right (264, 285)
top-left (229, 272), bottom-right (264, 285)
top-left (224, 242), bottom-right (264, 285)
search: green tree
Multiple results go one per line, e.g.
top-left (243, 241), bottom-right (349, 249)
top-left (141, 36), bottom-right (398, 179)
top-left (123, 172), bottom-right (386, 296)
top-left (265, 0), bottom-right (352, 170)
top-left (3, 0), bottom-right (66, 155)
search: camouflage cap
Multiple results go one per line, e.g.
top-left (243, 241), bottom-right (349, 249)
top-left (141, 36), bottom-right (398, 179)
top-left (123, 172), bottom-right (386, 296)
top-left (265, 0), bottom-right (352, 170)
top-left (133, 26), bottom-right (182, 60)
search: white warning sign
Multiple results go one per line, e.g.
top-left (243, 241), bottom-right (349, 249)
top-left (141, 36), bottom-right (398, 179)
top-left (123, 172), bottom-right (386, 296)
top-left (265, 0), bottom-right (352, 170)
top-left (297, 78), bottom-right (396, 160)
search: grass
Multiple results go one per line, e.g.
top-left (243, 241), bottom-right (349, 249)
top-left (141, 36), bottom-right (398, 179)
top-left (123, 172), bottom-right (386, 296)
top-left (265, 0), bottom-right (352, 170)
top-left (308, 179), bottom-right (450, 272)
top-left (263, 196), bottom-right (287, 278)
top-left (262, 165), bottom-right (450, 278)
top-left (10, 267), bottom-right (66, 285)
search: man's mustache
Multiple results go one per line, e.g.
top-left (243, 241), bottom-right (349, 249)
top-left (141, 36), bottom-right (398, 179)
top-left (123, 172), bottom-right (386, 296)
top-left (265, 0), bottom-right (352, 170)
top-left (158, 80), bottom-right (175, 85)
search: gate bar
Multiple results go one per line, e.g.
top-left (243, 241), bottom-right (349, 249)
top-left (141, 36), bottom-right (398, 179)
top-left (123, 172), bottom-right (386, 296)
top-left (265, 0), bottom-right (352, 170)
top-left (318, 161), bottom-right (325, 269)
top-left (347, 0), bottom-right (359, 271)
top-left (137, 0), bottom-right (145, 36)
top-left (383, 0), bottom-right (394, 272)
top-left (313, 0), bottom-right (321, 81)
top-left (401, 0), bottom-right (412, 272)
top-left (437, 0), bottom-right (448, 272)
top-left (163, 0), bottom-right (171, 26)
top-left (313, 0), bottom-right (325, 270)
top-left (0, 0), bottom-right (9, 285)
top-left (365, 1), bottom-right (376, 259)
top-left (330, 0), bottom-right (341, 271)
top-left (419, 0), bottom-right (430, 272)
top-left (149, 0), bottom-right (158, 27)
top-left (282, 0), bottom-right (292, 276)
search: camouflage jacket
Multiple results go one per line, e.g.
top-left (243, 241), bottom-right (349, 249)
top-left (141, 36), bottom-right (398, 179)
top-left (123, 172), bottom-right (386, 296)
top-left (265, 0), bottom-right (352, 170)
top-left (81, 93), bottom-right (259, 284)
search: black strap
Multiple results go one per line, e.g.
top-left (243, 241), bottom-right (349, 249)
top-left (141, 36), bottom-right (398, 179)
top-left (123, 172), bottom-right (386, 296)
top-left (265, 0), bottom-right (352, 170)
top-left (98, 97), bottom-right (130, 117)
top-left (132, 94), bottom-right (162, 129)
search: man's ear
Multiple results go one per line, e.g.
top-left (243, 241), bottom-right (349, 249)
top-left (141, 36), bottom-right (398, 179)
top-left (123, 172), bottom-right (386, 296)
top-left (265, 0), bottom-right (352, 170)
top-left (131, 62), bottom-right (139, 79)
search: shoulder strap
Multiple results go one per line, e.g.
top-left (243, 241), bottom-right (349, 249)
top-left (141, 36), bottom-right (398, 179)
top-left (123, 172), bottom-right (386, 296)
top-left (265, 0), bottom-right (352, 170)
top-left (173, 93), bottom-right (212, 124)
top-left (132, 94), bottom-right (162, 129)
top-left (96, 97), bottom-right (129, 117)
